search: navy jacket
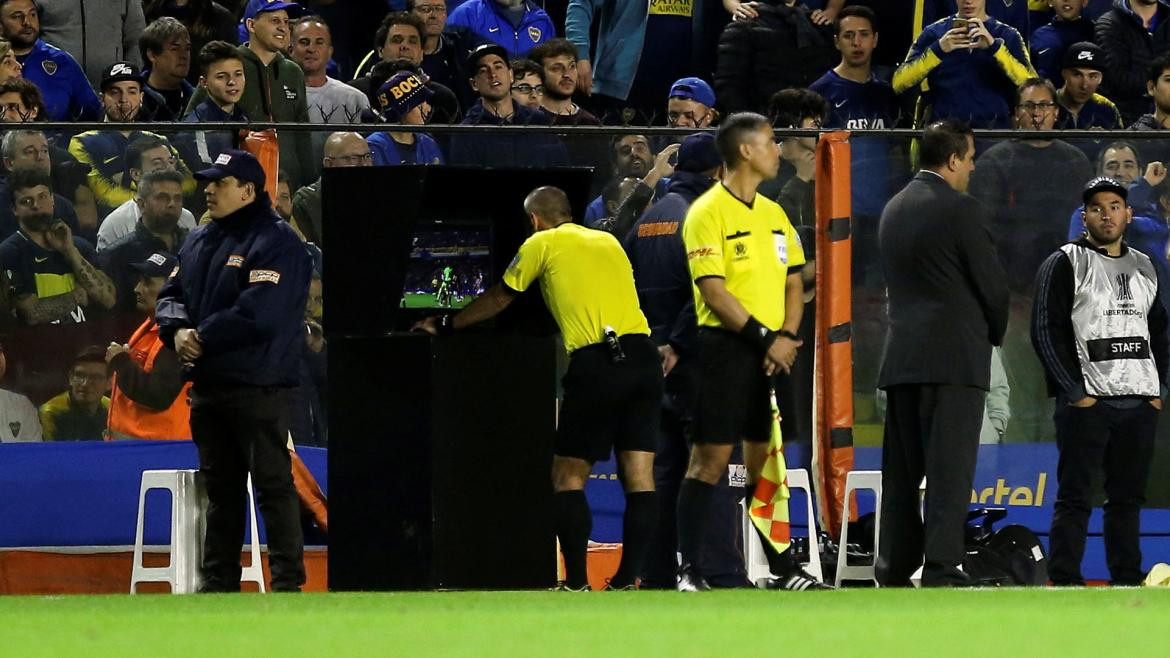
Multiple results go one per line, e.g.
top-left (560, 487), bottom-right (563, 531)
top-left (156, 193), bottom-right (312, 388)
top-left (1029, 16), bottom-right (1094, 87)
top-left (621, 171), bottom-right (712, 356)
top-left (450, 99), bottom-right (567, 167)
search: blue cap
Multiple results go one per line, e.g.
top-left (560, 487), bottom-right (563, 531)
top-left (669, 77), bottom-right (716, 108)
top-left (676, 133), bottom-right (721, 173)
top-left (248, 0), bottom-right (306, 18)
top-left (194, 149), bottom-right (266, 188)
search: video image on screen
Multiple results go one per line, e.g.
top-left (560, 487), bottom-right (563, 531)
top-left (400, 224), bottom-right (491, 310)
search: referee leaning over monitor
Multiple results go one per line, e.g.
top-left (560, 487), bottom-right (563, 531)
top-left (416, 186), bottom-right (663, 591)
top-left (676, 112), bottom-right (828, 591)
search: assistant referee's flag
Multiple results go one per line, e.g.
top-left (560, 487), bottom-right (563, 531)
top-left (748, 390), bottom-right (791, 554)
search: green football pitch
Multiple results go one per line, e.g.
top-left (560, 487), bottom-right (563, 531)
top-left (2, 589), bottom-right (1167, 657)
top-left (402, 292), bottom-right (473, 309)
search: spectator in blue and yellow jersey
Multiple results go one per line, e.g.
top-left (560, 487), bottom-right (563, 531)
top-left (69, 64), bottom-right (197, 219)
top-left (893, 0), bottom-right (1033, 128)
top-left (1030, 0), bottom-right (1093, 87)
top-left (1055, 42), bottom-right (1122, 129)
top-left (40, 346), bottom-right (111, 441)
top-left (0, 168), bottom-right (115, 326)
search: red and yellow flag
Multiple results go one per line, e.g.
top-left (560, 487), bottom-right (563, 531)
top-left (748, 390), bottom-right (791, 553)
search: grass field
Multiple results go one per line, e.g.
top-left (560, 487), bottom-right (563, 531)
top-left (402, 292), bottom-right (473, 309)
top-left (2, 589), bottom-right (1168, 657)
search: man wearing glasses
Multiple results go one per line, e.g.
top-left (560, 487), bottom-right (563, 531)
top-left (409, 0), bottom-right (478, 103)
top-left (39, 346), bottom-right (111, 441)
top-left (291, 132), bottom-right (373, 247)
top-left (969, 77), bottom-right (1093, 292)
top-left (509, 59), bottom-right (544, 110)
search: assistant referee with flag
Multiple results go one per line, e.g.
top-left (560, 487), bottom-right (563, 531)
top-left (676, 112), bottom-right (829, 591)
top-left (416, 186), bottom-right (663, 591)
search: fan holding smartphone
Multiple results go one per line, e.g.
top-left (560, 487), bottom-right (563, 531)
top-left (892, 0), bottom-right (1034, 129)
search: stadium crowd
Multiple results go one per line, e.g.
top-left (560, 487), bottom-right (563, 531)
top-left (1, 0), bottom-right (1170, 587)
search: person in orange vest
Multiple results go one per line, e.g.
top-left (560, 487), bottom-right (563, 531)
top-left (104, 250), bottom-right (192, 440)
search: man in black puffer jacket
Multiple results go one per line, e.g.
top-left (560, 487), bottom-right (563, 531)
top-left (714, 0), bottom-right (836, 116)
top-left (1095, 0), bottom-right (1170, 125)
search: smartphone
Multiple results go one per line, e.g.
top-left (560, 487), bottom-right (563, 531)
top-left (952, 18), bottom-right (969, 32)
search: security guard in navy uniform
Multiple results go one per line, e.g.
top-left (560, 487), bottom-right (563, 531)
top-left (156, 150), bottom-right (313, 592)
top-left (417, 186), bottom-right (663, 591)
top-left (622, 133), bottom-right (749, 588)
top-left (1031, 176), bottom-right (1170, 585)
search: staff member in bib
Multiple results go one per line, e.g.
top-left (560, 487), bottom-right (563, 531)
top-left (155, 149), bottom-right (313, 593)
top-left (416, 186), bottom-right (663, 591)
top-left (105, 251), bottom-right (192, 440)
top-left (1031, 176), bottom-right (1170, 586)
top-left (676, 112), bottom-right (827, 592)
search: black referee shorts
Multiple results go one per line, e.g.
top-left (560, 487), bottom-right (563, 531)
top-left (694, 327), bottom-right (772, 444)
top-left (557, 334), bottom-right (664, 463)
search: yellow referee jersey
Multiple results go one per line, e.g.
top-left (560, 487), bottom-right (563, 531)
top-left (682, 183), bottom-right (806, 330)
top-left (502, 222), bottom-right (650, 352)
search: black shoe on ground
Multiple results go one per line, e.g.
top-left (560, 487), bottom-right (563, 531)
top-left (677, 564), bottom-right (712, 592)
top-left (767, 568), bottom-right (834, 591)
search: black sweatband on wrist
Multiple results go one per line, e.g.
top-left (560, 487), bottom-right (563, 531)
top-left (777, 329), bottom-right (799, 341)
top-left (740, 316), bottom-right (778, 352)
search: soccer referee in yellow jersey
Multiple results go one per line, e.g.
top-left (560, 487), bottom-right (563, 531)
top-left (416, 186), bottom-right (664, 591)
top-left (676, 113), bottom-right (829, 591)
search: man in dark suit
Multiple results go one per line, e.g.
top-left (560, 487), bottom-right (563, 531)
top-left (876, 119), bottom-right (1010, 587)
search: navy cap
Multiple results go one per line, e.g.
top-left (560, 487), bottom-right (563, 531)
top-left (466, 42), bottom-right (509, 73)
top-left (101, 61), bottom-right (142, 91)
top-left (377, 71), bottom-right (435, 122)
top-left (249, 0), bottom-right (306, 18)
top-left (669, 77), bottom-right (716, 108)
top-left (1063, 42), bottom-right (1104, 72)
top-left (1082, 176), bottom-right (1127, 204)
top-left (129, 251), bottom-right (177, 278)
top-left (194, 150), bottom-right (266, 188)
top-left (676, 133), bottom-right (721, 173)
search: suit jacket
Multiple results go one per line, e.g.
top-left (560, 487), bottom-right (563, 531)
top-left (878, 171), bottom-right (1010, 390)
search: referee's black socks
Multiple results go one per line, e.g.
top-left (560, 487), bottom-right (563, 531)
top-left (676, 478), bottom-right (716, 569)
top-left (610, 490), bottom-right (657, 588)
top-left (745, 481), bottom-right (797, 577)
top-left (554, 490), bottom-right (592, 589)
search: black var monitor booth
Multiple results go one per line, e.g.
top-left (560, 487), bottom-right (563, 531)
top-left (324, 166), bottom-right (592, 590)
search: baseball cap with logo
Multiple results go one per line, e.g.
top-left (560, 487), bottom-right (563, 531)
top-left (669, 77), bottom-right (716, 108)
top-left (129, 251), bottom-right (178, 278)
top-left (1082, 176), bottom-right (1127, 204)
top-left (377, 71), bottom-right (435, 122)
top-left (1062, 42), bottom-right (1104, 72)
top-left (101, 61), bottom-right (143, 91)
top-left (194, 149), bottom-right (267, 188)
